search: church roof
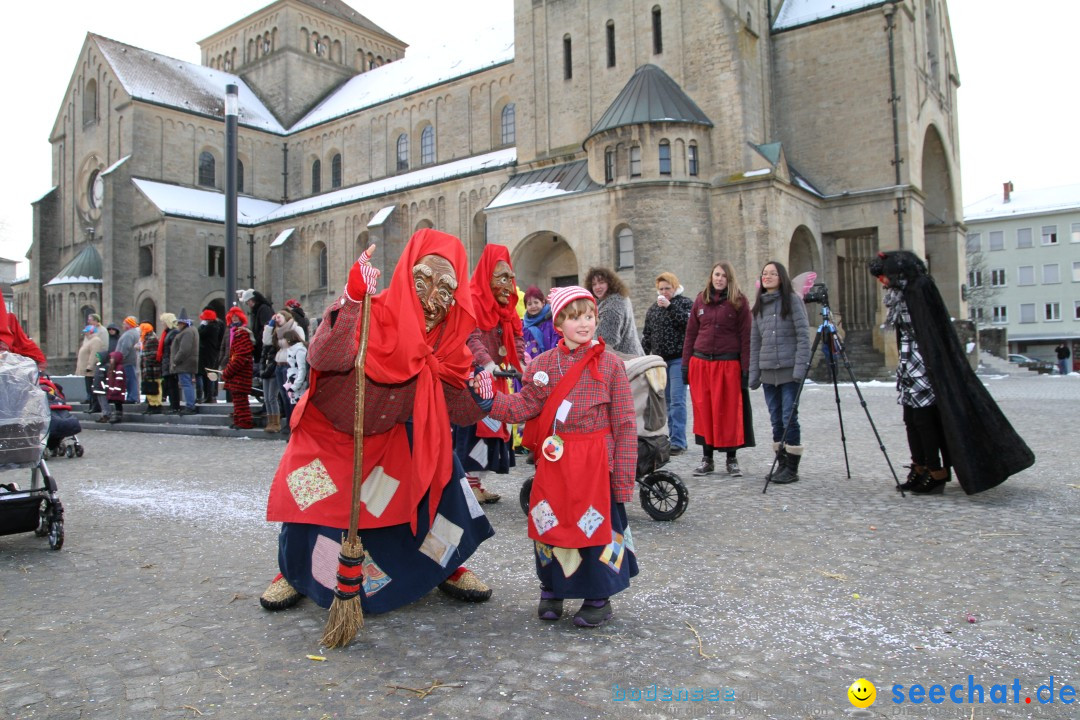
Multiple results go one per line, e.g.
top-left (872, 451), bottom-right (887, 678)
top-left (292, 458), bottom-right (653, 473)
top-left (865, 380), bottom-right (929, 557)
top-left (487, 160), bottom-right (602, 210)
top-left (130, 147), bottom-right (516, 225)
top-left (772, 0), bottom-right (888, 31)
top-left (294, 0), bottom-right (401, 41)
top-left (585, 64), bottom-right (713, 142)
top-left (92, 35), bottom-right (287, 134)
top-left (46, 244), bottom-right (103, 286)
top-left (291, 21), bottom-right (513, 130)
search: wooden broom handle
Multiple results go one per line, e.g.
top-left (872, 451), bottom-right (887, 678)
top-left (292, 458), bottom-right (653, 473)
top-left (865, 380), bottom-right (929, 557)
top-left (347, 296), bottom-right (373, 544)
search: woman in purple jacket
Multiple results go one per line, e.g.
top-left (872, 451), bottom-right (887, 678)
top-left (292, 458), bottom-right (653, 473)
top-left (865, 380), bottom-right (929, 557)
top-left (682, 261), bottom-right (755, 477)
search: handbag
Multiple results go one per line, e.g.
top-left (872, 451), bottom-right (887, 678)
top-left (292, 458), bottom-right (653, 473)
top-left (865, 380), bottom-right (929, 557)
top-left (260, 349), bottom-right (277, 379)
top-left (140, 378), bottom-right (158, 395)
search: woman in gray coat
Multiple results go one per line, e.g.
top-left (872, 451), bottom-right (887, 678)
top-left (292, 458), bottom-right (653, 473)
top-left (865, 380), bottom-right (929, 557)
top-left (586, 267), bottom-right (643, 356)
top-left (749, 261), bottom-right (810, 483)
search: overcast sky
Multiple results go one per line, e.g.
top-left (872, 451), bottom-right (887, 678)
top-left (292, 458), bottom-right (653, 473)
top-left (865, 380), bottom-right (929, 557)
top-left (1, 0), bottom-right (1076, 265)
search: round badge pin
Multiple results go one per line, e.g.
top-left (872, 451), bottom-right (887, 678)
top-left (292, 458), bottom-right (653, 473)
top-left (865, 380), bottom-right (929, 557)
top-left (541, 434), bottom-right (564, 462)
top-left (533, 370), bottom-right (549, 387)
top-left (498, 346), bottom-right (507, 357)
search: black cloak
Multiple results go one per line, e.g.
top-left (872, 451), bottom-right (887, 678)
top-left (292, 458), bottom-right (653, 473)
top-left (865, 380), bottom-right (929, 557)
top-left (869, 251), bottom-right (1034, 494)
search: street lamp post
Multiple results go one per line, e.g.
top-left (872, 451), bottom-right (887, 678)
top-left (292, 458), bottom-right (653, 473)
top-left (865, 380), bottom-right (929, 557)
top-left (224, 84), bottom-right (239, 309)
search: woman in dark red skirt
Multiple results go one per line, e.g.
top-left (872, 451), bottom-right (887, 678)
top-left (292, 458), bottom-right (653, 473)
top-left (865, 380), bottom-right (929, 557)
top-left (681, 261), bottom-right (754, 477)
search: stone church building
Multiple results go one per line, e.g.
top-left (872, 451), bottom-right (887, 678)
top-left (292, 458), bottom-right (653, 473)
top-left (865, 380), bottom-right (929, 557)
top-left (19, 0), bottom-right (965, 372)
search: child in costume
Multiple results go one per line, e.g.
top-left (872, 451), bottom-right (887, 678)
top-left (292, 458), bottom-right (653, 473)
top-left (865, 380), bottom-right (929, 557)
top-left (473, 286), bottom-right (638, 627)
top-left (223, 307), bottom-right (255, 429)
top-left (522, 285), bottom-right (557, 359)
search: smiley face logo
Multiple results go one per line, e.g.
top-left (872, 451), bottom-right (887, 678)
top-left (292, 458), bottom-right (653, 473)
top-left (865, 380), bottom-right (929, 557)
top-left (847, 678), bottom-right (876, 708)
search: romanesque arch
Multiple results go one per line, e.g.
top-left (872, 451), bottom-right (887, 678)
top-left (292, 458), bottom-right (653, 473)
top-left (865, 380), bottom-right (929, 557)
top-left (511, 232), bottom-right (580, 291)
top-left (787, 225), bottom-right (821, 277)
top-left (921, 123), bottom-right (961, 312)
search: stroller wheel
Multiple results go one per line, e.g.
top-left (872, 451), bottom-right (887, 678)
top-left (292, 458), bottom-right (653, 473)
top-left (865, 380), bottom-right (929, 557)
top-left (66, 445), bottom-right (75, 458)
top-left (638, 470), bottom-right (689, 521)
top-left (519, 476), bottom-right (534, 516)
top-left (49, 518), bottom-right (64, 550)
top-left (34, 500), bottom-right (49, 537)
top-left (75, 445), bottom-right (84, 457)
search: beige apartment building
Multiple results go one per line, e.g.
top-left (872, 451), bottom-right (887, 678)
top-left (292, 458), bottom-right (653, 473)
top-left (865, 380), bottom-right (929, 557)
top-left (20, 0), bottom-right (966, 372)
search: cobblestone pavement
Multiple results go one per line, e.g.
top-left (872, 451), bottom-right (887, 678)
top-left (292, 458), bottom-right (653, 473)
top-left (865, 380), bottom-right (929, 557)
top-left (1, 373), bottom-right (1077, 719)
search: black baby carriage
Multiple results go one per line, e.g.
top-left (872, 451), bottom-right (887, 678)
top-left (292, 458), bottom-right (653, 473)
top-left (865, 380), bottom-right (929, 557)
top-left (516, 353), bottom-right (689, 521)
top-left (0, 352), bottom-right (65, 550)
top-left (40, 377), bottom-right (84, 458)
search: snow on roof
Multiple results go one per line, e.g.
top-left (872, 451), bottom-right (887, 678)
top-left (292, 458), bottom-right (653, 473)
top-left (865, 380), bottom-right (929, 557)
top-left (132, 179), bottom-right (283, 225)
top-left (291, 21), bottom-right (514, 131)
top-left (93, 35), bottom-right (286, 134)
top-left (963, 184), bottom-right (1080, 222)
top-left (269, 228), bottom-right (295, 248)
top-left (487, 160), bottom-right (600, 210)
top-left (367, 205), bottom-right (396, 227)
top-left (773, 0), bottom-right (886, 31)
top-left (130, 148), bottom-right (516, 225)
top-left (101, 155), bottom-right (131, 176)
top-left (259, 147), bottom-right (516, 222)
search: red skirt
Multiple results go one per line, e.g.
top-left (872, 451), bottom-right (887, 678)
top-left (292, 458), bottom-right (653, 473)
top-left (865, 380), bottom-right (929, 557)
top-left (689, 357), bottom-right (743, 448)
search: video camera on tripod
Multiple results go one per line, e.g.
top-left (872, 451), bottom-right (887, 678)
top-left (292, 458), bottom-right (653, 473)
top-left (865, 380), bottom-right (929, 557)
top-left (803, 282), bottom-right (829, 305)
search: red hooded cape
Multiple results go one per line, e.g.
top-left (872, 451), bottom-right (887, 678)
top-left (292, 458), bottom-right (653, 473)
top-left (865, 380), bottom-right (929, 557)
top-left (0, 302), bottom-right (45, 367)
top-left (468, 244), bottom-right (522, 371)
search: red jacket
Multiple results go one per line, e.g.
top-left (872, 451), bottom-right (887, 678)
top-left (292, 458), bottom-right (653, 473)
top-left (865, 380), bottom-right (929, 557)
top-left (682, 292), bottom-right (751, 373)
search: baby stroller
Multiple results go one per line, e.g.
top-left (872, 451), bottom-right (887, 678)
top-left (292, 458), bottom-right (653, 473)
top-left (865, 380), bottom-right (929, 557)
top-left (40, 377), bottom-right (84, 458)
top-left (516, 353), bottom-right (689, 521)
top-left (0, 352), bottom-right (65, 550)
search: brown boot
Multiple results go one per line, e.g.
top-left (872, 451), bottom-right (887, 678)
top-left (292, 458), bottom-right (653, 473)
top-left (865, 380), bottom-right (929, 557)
top-left (263, 413), bottom-right (281, 433)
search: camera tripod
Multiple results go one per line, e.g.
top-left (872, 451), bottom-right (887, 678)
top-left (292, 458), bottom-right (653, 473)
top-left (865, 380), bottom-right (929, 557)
top-left (762, 293), bottom-right (904, 495)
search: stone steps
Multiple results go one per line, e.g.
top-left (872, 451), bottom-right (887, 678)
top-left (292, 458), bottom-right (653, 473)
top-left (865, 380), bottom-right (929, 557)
top-left (66, 401), bottom-right (285, 440)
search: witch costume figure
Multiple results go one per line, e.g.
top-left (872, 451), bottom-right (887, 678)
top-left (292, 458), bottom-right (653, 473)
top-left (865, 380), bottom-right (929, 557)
top-left (868, 250), bottom-right (1034, 495)
top-left (261, 228), bottom-right (496, 613)
top-left (453, 244), bottom-right (526, 505)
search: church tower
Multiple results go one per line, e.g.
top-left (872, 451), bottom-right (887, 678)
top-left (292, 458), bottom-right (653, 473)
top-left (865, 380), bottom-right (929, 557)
top-left (198, 0), bottom-right (407, 128)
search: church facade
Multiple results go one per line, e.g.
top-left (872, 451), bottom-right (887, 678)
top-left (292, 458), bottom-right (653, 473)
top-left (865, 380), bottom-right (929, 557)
top-left (20, 0), bottom-right (965, 372)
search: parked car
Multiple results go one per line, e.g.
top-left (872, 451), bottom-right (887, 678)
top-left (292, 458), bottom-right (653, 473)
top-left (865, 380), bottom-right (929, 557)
top-left (1008, 353), bottom-right (1037, 364)
top-left (1008, 354), bottom-right (1056, 373)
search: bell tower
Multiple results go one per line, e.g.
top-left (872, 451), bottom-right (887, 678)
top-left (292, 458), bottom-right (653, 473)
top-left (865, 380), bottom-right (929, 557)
top-left (198, 0), bottom-right (407, 128)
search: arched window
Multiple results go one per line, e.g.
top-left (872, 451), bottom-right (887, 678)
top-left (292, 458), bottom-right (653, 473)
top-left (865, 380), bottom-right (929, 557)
top-left (420, 126), bottom-right (435, 166)
top-left (652, 6), bottom-right (663, 54)
top-left (331, 153), bottom-right (342, 188)
top-left (83, 79), bottom-right (98, 125)
top-left (659, 140), bottom-right (671, 175)
top-left (500, 103), bottom-right (516, 146)
top-left (237, 160), bottom-right (245, 194)
top-left (563, 35), bottom-right (573, 80)
top-left (198, 151), bottom-right (216, 187)
top-left (313, 242), bottom-right (329, 288)
top-left (311, 159), bottom-right (321, 194)
top-left (616, 227), bottom-right (635, 269)
top-left (688, 143), bottom-right (699, 177)
top-left (606, 20), bottom-right (616, 67)
top-left (138, 247), bottom-right (153, 277)
top-left (396, 133), bottom-right (409, 171)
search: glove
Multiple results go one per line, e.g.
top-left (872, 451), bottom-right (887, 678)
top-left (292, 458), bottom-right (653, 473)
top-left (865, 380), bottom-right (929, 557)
top-left (471, 368), bottom-right (495, 401)
top-left (749, 378), bottom-right (761, 391)
top-left (345, 243), bottom-right (381, 300)
top-left (741, 372), bottom-right (749, 390)
top-left (681, 366), bottom-right (689, 387)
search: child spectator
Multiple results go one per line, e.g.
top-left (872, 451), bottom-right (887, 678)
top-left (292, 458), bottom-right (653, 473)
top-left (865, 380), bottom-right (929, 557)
top-left (473, 286), bottom-right (638, 628)
top-left (223, 307), bottom-right (254, 429)
top-left (522, 285), bottom-right (557, 359)
top-left (281, 329), bottom-right (307, 405)
top-left (96, 351), bottom-right (127, 424)
top-left (139, 323), bottom-right (163, 414)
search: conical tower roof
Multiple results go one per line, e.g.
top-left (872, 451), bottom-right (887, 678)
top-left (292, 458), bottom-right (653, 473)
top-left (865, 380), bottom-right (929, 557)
top-left (45, 244), bottom-right (103, 286)
top-left (585, 64), bottom-right (713, 142)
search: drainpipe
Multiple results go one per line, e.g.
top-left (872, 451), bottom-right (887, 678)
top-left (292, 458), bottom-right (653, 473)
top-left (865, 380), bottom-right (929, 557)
top-left (281, 142), bottom-right (289, 203)
top-left (884, 2), bottom-right (905, 249)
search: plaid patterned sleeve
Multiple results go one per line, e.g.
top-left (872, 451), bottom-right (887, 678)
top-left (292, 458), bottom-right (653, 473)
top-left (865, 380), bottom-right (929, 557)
top-left (605, 355), bottom-right (637, 503)
top-left (489, 352), bottom-right (553, 424)
top-left (466, 328), bottom-right (494, 368)
top-left (308, 293), bottom-right (362, 373)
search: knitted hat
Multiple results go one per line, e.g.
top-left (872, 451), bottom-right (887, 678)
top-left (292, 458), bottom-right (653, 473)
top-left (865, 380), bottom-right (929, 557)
top-left (547, 286), bottom-right (594, 327)
top-left (123, 315), bottom-right (138, 328)
top-left (284, 298), bottom-right (302, 310)
top-left (523, 285), bottom-right (545, 305)
top-left (199, 309), bottom-right (217, 322)
top-left (139, 322), bottom-right (154, 341)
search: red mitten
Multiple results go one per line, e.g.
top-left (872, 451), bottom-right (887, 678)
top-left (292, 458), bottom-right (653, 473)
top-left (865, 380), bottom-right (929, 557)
top-left (345, 244), bottom-right (380, 300)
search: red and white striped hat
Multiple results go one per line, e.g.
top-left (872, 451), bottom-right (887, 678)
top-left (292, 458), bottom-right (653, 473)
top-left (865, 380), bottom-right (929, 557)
top-left (547, 286), bottom-right (595, 329)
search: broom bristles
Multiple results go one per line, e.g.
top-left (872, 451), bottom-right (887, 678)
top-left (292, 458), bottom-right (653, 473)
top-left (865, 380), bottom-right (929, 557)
top-left (321, 536), bottom-right (365, 648)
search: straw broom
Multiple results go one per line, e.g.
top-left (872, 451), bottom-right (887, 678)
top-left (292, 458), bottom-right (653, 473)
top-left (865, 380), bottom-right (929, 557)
top-left (321, 295), bottom-right (373, 648)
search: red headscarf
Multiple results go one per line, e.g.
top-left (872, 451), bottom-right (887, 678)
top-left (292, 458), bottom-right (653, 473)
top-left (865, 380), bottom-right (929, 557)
top-left (0, 303), bottom-right (46, 368)
top-left (468, 244), bottom-right (523, 371)
top-left (366, 228), bottom-right (476, 526)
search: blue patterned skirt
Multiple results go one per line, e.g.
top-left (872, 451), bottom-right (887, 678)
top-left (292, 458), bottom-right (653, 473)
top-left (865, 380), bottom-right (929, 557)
top-left (534, 498), bottom-right (638, 600)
